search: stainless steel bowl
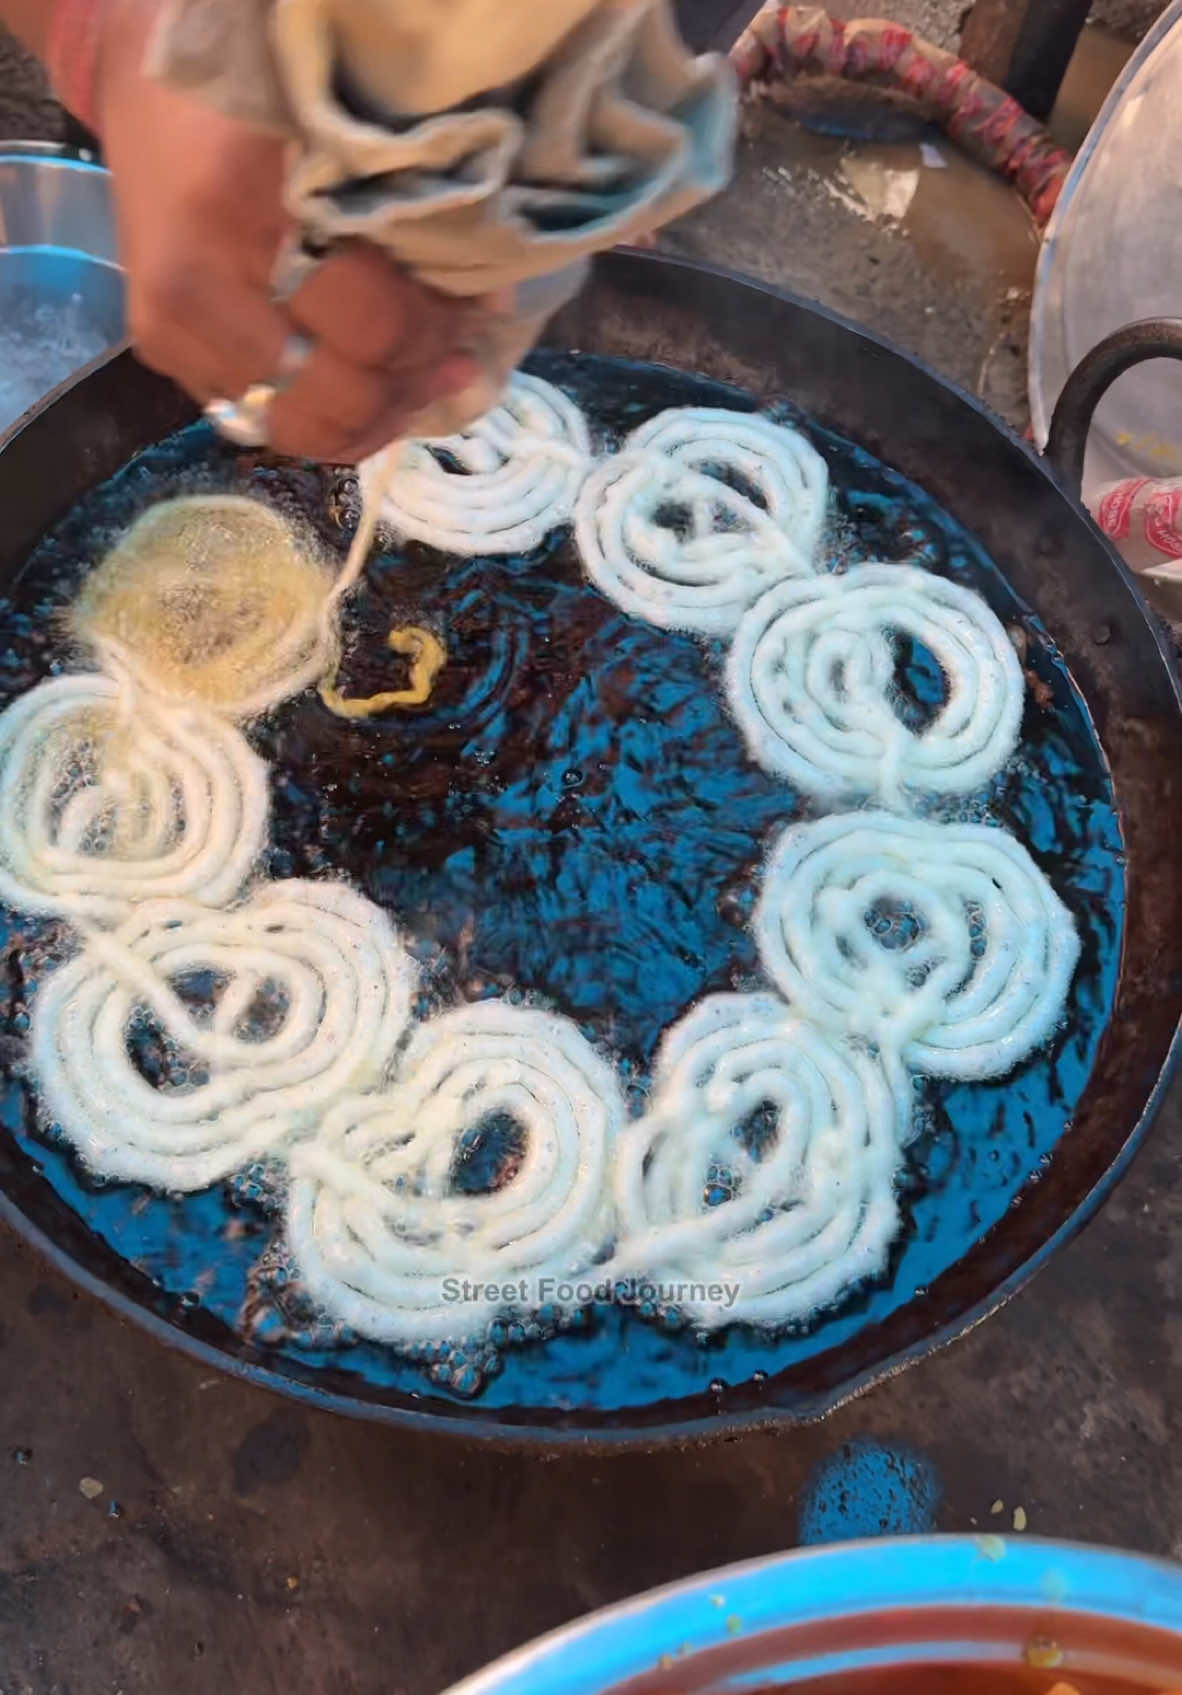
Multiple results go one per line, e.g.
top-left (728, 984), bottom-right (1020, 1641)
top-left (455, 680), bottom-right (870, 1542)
top-left (0, 142), bottom-right (125, 436)
top-left (443, 1538), bottom-right (1182, 1695)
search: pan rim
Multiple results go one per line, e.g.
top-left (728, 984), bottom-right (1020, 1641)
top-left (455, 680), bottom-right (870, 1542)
top-left (441, 1534), bottom-right (1182, 1695)
top-left (0, 249), bottom-right (1178, 1448)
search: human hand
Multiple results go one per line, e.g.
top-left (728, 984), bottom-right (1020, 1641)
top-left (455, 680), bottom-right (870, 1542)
top-left (96, 0), bottom-right (480, 463)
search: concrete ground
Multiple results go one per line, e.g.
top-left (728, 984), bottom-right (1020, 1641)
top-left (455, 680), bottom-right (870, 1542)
top-left (665, 100), bottom-right (1040, 430)
top-left (825, 0), bottom-right (1169, 49)
top-left (0, 9), bottom-right (1180, 1695)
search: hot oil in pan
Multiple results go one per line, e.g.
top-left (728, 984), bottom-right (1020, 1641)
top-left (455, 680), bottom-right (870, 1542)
top-left (0, 353), bottom-right (1124, 1413)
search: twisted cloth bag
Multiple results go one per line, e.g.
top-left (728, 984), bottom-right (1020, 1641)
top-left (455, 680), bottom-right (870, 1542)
top-left (149, 0), bottom-right (737, 432)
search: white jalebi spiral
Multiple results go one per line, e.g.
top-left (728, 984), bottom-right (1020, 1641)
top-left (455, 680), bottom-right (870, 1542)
top-left (610, 994), bottom-right (908, 1329)
top-left (575, 448), bottom-right (814, 635)
top-left (0, 673), bottom-right (269, 925)
top-left (377, 373), bottom-right (592, 554)
top-left (629, 407), bottom-right (830, 562)
top-left (286, 1002), bottom-right (624, 1343)
top-left (726, 564), bottom-right (1025, 804)
top-left (30, 879), bottom-right (416, 1190)
top-left (754, 812), bottom-right (1080, 1080)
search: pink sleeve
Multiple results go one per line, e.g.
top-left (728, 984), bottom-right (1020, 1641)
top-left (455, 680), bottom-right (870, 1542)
top-left (1092, 477), bottom-right (1182, 575)
top-left (46, 0), bottom-right (105, 134)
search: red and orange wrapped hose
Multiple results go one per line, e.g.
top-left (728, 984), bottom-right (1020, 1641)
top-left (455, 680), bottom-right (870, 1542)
top-left (729, 3), bottom-right (1073, 227)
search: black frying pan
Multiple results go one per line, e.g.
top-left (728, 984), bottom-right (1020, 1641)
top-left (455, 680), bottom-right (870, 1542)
top-left (0, 251), bottom-right (1178, 1447)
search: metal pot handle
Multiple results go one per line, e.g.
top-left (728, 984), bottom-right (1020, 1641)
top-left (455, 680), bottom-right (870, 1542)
top-left (1046, 318), bottom-right (1182, 498)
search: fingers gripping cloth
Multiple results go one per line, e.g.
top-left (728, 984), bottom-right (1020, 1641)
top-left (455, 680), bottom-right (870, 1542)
top-left (30, 879), bottom-right (417, 1191)
top-left (149, 0), bottom-right (737, 435)
top-left (610, 993), bottom-right (908, 1329)
top-left (725, 563), bottom-right (1025, 804)
top-left (286, 1002), bottom-right (625, 1342)
top-left (754, 812), bottom-right (1080, 1081)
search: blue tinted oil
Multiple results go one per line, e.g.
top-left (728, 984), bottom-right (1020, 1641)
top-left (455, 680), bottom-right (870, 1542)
top-left (0, 351), bottom-right (1125, 1414)
top-left (798, 1440), bottom-right (942, 1544)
